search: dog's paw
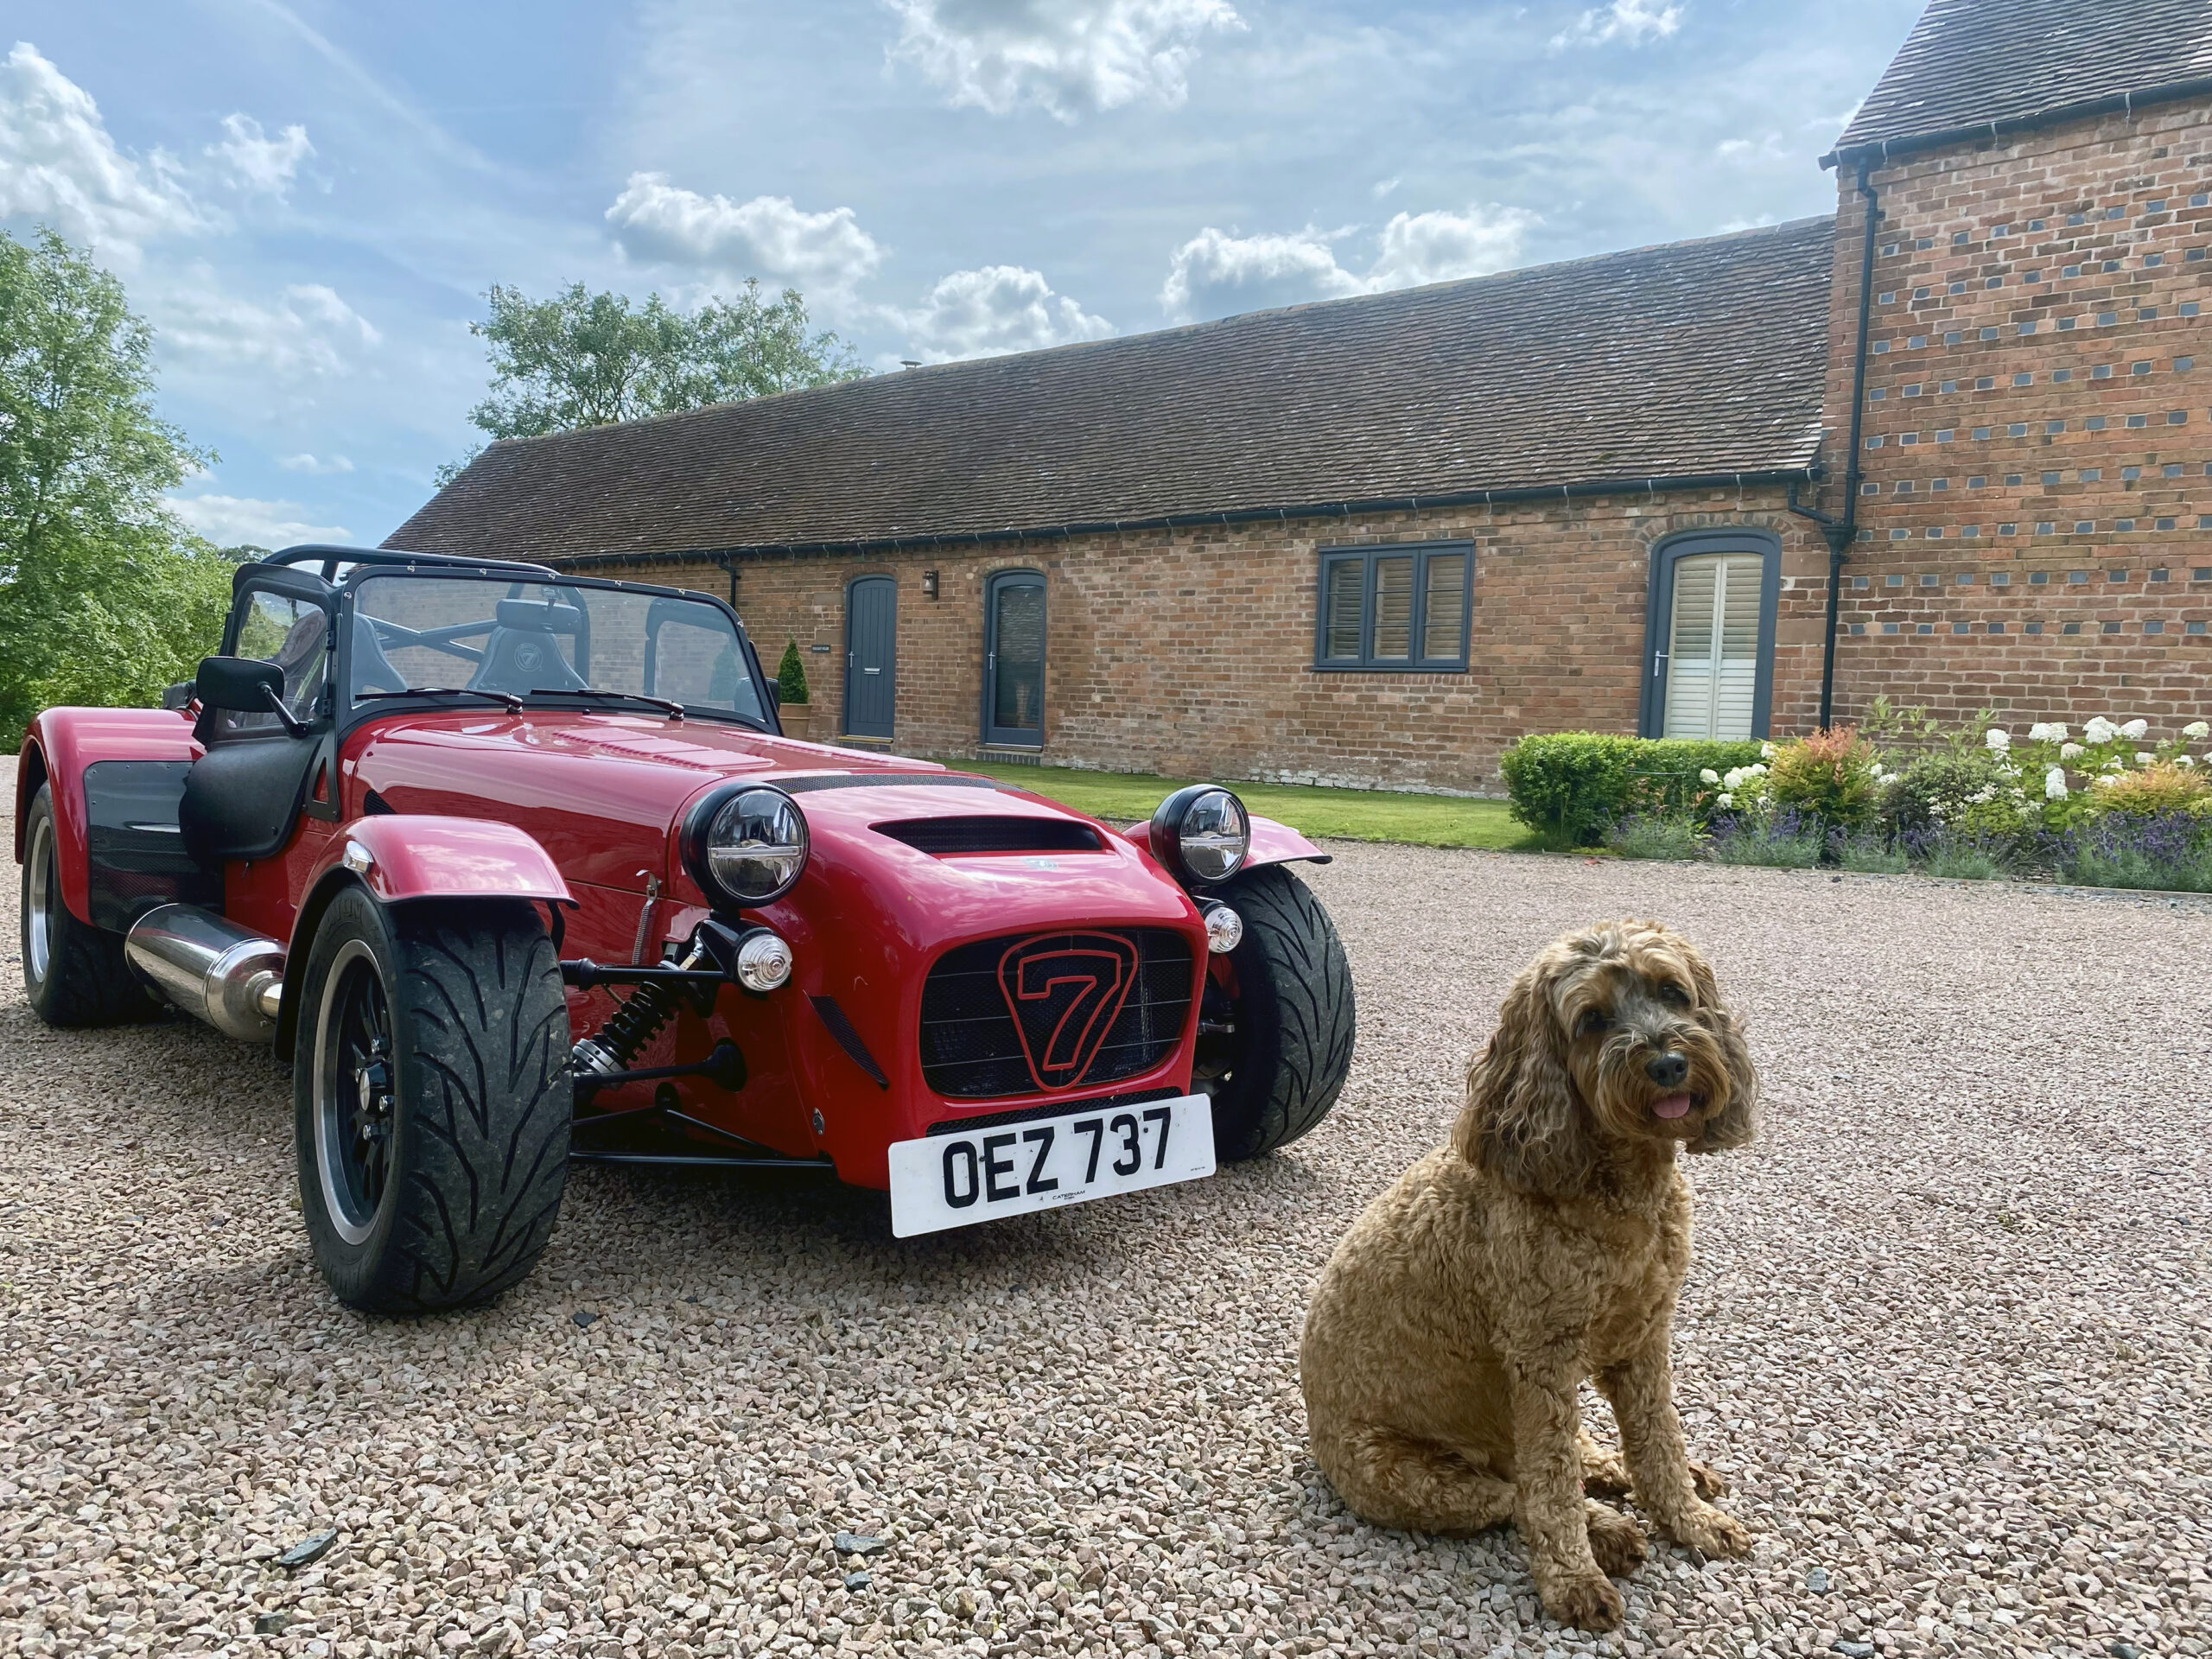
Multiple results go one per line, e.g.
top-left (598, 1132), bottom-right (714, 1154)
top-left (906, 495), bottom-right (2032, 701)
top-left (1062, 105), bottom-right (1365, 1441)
top-left (1580, 1449), bottom-right (1632, 1498)
top-left (1538, 1572), bottom-right (1624, 1631)
top-left (1584, 1504), bottom-right (1648, 1578)
top-left (1668, 1502), bottom-right (1752, 1559)
top-left (1688, 1458), bottom-right (1729, 1500)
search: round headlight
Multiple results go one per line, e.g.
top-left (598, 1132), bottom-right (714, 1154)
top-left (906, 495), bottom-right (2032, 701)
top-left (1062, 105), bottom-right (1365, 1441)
top-left (689, 785), bottom-right (809, 907)
top-left (1150, 784), bottom-right (1250, 887)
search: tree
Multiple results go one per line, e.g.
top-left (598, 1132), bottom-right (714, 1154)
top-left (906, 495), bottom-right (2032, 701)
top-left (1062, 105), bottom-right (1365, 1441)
top-left (0, 228), bottom-right (233, 743)
top-left (776, 639), bottom-right (810, 706)
top-left (437, 280), bottom-right (867, 482)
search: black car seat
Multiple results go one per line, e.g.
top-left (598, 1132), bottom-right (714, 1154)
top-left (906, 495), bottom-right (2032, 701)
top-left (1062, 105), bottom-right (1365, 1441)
top-left (468, 599), bottom-right (588, 694)
top-left (179, 612), bottom-right (331, 868)
top-left (352, 611), bottom-right (410, 695)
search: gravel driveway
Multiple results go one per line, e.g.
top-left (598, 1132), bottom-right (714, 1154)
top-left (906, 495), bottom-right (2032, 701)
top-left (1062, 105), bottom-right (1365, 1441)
top-left (3, 754), bottom-right (2209, 1659)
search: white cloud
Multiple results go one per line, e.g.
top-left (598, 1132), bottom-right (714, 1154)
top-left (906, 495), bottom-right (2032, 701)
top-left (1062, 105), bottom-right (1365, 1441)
top-left (157, 279), bottom-right (381, 379)
top-left (1554, 0), bottom-right (1683, 48)
top-left (208, 113), bottom-right (313, 197)
top-left (893, 264), bottom-right (1113, 361)
top-left (1161, 204), bottom-right (1535, 321)
top-left (168, 492), bottom-right (350, 549)
top-left (885, 0), bottom-right (1243, 121)
top-left (1371, 176), bottom-right (1401, 200)
top-left (0, 41), bottom-right (205, 257)
top-left (278, 452), bottom-right (354, 474)
top-left (606, 171), bottom-right (883, 296)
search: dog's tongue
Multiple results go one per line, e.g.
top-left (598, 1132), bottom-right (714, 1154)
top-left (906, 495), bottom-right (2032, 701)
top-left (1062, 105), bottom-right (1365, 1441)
top-left (1652, 1092), bottom-right (1694, 1120)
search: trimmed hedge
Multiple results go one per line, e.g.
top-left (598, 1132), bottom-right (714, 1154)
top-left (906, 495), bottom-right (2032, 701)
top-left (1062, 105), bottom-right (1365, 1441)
top-left (1500, 732), bottom-right (1767, 849)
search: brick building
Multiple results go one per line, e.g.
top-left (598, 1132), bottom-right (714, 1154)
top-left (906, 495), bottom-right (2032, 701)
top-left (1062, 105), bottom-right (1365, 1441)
top-left (392, 0), bottom-right (2212, 793)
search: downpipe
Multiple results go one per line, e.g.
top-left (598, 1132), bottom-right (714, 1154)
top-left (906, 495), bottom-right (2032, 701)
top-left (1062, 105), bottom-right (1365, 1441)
top-left (124, 905), bottom-right (284, 1041)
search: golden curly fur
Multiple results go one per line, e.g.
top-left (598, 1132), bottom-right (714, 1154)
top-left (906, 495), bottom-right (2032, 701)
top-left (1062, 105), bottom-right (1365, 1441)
top-left (1299, 919), bottom-right (1758, 1630)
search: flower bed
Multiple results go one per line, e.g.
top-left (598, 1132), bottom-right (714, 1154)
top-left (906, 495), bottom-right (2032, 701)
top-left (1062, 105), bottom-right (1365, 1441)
top-left (1519, 705), bottom-right (2212, 893)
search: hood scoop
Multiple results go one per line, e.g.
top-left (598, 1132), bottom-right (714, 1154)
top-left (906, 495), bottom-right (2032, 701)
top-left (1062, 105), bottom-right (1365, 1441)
top-left (874, 816), bottom-right (1107, 856)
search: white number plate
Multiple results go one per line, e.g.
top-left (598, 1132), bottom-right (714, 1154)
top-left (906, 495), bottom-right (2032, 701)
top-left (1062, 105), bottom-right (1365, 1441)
top-left (888, 1094), bottom-right (1217, 1237)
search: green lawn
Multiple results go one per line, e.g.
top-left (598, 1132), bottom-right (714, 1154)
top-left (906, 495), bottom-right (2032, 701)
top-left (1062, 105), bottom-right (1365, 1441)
top-left (960, 760), bottom-right (1539, 850)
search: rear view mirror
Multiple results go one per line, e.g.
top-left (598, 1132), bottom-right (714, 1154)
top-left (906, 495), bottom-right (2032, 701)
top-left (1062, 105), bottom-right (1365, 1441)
top-left (195, 656), bottom-right (285, 712)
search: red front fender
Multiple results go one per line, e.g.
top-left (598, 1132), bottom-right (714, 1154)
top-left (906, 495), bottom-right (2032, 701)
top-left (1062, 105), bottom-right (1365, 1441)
top-left (306, 815), bottom-right (575, 905)
top-left (1116, 813), bottom-right (1332, 874)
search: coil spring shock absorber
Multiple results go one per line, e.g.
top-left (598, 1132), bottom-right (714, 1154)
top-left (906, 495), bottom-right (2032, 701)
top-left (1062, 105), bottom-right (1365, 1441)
top-left (571, 943), bottom-right (709, 1078)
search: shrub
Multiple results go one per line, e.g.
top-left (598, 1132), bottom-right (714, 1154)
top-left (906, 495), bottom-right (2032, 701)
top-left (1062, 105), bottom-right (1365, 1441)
top-left (1500, 733), bottom-right (1764, 849)
top-left (1835, 833), bottom-right (1907, 874)
top-left (1710, 806), bottom-right (1825, 868)
top-left (1904, 825), bottom-right (2010, 880)
top-left (2084, 760), bottom-right (2211, 820)
top-left (776, 639), bottom-right (810, 705)
top-left (2054, 810), bottom-right (2212, 891)
top-left (1881, 750), bottom-right (2023, 846)
top-left (1607, 814), bottom-right (1705, 861)
top-left (1763, 726), bottom-right (1882, 833)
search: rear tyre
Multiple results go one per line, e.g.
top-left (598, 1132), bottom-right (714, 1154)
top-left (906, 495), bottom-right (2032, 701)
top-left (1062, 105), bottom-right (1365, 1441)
top-left (1194, 865), bottom-right (1355, 1160)
top-left (294, 887), bottom-right (571, 1313)
top-left (19, 784), bottom-right (160, 1027)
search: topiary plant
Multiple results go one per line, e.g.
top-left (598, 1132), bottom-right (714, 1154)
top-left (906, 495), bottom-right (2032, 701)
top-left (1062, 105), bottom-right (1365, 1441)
top-left (776, 639), bottom-right (810, 705)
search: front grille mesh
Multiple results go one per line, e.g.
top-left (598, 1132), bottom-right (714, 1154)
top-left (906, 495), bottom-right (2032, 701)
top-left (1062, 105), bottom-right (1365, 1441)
top-left (918, 928), bottom-right (1193, 1099)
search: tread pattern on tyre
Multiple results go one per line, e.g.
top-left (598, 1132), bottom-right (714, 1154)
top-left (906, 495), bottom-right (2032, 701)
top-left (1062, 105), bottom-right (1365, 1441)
top-left (351, 899), bottom-right (571, 1313)
top-left (21, 785), bottom-right (159, 1028)
top-left (1211, 864), bottom-right (1356, 1160)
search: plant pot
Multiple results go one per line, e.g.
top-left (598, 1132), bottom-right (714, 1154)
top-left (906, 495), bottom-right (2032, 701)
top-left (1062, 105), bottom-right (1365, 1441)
top-left (779, 702), bottom-right (814, 741)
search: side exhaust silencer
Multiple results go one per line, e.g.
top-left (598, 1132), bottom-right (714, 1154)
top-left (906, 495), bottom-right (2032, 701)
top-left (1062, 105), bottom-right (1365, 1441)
top-left (124, 905), bottom-right (284, 1041)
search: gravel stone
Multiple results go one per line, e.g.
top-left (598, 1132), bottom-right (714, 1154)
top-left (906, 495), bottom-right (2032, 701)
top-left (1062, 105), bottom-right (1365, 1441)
top-left (3, 752), bottom-right (2209, 1657)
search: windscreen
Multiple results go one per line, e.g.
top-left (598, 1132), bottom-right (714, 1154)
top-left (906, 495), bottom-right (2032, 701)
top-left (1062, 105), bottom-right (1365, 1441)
top-left (350, 575), bottom-right (768, 724)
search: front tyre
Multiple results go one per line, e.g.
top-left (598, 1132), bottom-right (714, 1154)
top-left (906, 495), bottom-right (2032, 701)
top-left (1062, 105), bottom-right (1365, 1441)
top-left (295, 887), bottom-right (570, 1313)
top-left (19, 783), bottom-right (159, 1027)
top-left (1194, 865), bottom-right (1355, 1160)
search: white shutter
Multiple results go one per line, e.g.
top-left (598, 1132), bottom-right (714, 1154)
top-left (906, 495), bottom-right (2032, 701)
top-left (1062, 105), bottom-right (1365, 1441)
top-left (1662, 554), bottom-right (1764, 740)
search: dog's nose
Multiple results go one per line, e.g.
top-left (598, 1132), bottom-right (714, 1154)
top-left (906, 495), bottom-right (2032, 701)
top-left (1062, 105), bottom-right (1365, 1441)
top-left (1645, 1052), bottom-right (1689, 1088)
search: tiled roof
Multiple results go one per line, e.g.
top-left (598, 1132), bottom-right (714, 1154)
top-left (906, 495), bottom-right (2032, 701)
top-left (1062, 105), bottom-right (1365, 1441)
top-left (387, 217), bottom-right (1834, 568)
top-left (1829, 0), bottom-right (2212, 163)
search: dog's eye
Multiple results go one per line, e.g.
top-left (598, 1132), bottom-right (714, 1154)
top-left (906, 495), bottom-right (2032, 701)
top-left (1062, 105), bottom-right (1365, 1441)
top-left (1576, 1008), bottom-right (1611, 1037)
top-left (1656, 981), bottom-right (1691, 1007)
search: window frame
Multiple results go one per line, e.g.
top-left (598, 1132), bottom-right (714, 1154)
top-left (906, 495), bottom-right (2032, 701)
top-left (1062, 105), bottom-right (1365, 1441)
top-left (1311, 540), bottom-right (1474, 671)
top-left (1637, 528), bottom-right (1781, 740)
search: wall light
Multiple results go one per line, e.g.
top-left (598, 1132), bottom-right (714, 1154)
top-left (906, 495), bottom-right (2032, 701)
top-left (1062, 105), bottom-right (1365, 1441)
top-left (921, 569), bottom-right (940, 599)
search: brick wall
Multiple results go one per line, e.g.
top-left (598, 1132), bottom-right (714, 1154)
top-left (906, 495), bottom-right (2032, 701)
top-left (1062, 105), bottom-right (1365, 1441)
top-left (594, 487), bottom-right (1827, 796)
top-left (1812, 97), bottom-right (2212, 732)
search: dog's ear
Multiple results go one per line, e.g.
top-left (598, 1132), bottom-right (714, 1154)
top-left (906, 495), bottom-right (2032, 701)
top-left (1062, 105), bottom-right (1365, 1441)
top-left (1453, 953), bottom-right (1595, 1192)
top-left (1683, 944), bottom-right (1758, 1154)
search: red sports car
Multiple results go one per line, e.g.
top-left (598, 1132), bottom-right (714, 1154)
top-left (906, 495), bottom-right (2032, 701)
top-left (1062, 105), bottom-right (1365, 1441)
top-left (16, 547), bottom-right (1354, 1311)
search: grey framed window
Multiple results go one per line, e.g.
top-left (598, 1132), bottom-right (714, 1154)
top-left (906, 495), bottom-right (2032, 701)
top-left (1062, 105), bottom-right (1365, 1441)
top-left (1313, 542), bottom-right (1472, 670)
top-left (1637, 529), bottom-right (1780, 740)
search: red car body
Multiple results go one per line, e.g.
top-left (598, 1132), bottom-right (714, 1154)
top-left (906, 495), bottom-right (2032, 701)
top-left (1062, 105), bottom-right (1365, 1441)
top-left (16, 577), bottom-right (1328, 1192)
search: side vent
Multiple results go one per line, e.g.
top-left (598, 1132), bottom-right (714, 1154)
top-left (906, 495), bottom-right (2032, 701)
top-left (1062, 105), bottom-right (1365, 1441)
top-left (874, 816), bottom-right (1105, 855)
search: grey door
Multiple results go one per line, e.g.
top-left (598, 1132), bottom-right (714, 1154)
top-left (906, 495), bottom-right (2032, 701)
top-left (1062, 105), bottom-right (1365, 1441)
top-left (844, 576), bottom-right (897, 738)
top-left (982, 569), bottom-right (1046, 747)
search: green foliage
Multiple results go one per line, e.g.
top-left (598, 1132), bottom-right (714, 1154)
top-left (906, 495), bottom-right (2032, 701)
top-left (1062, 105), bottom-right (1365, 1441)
top-left (1498, 733), bottom-right (1765, 849)
top-left (1881, 750), bottom-right (2018, 842)
top-left (2085, 760), bottom-right (2210, 819)
top-left (0, 228), bottom-right (226, 743)
top-left (1921, 836), bottom-right (2006, 880)
top-left (1710, 819), bottom-right (1825, 868)
top-left (1763, 727), bottom-right (1882, 832)
top-left (1606, 814), bottom-right (1705, 861)
top-left (1835, 834), bottom-right (1907, 874)
top-left (441, 280), bottom-right (867, 480)
top-left (776, 639), bottom-right (810, 706)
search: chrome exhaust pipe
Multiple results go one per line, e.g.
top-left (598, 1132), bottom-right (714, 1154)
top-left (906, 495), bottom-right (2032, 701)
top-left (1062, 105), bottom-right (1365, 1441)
top-left (124, 905), bottom-right (284, 1041)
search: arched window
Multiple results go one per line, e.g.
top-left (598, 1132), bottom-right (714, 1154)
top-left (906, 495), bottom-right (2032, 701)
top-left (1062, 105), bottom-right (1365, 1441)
top-left (982, 569), bottom-right (1046, 747)
top-left (1639, 530), bottom-right (1780, 740)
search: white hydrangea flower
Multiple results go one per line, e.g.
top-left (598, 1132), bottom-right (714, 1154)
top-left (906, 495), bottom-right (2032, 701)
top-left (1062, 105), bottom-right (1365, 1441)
top-left (1717, 792), bottom-right (1734, 808)
top-left (2084, 716), bottom-right (2118, 745)
top-left (1985, 728), bottom-right (2011, 750)
top-left (2178, 756), bottom-right (2197, 768)
top-left (2136, 751), bottom-right (2155, 765)
top-left (1700, 768), bottom-right (1720, 785)
top-left (1722, 768), bottom-right (1745, 790)
top-left (2094, 773), bottom-right (2120, 787)
top-left (1747, 763), bottom-right (1768, 777)
top-left (2185, 721), bottom-right (2210, 740)
top-left (1760, 742), bottom-right (1776, 760)
top-left (2120, 718), bottom-right (2148, 740)
top-left (2028, 721), bottom-right (2068, 742)
top-left (2060, 742), bottom-right (2084, 760)
top-left (2045, 766), bottom-right (2068, 800)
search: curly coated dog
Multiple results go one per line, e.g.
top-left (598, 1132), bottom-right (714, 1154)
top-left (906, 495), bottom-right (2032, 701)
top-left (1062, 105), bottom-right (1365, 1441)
top-left (1300, 919), bottom-right (1758, 1630)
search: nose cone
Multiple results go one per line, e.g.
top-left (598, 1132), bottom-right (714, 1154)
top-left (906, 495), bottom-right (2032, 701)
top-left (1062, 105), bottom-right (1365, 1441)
top-left (1646, 1051), bottom-right (1689, 1088)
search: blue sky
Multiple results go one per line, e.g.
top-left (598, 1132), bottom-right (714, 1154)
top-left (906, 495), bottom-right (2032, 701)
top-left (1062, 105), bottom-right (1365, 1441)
top-left (3, 0), bottom-right (1923, 548)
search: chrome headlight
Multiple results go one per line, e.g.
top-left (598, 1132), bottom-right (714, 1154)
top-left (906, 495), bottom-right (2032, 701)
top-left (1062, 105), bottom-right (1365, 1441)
top-left (1149, 784), bottom-right (1250, 887)
top-left (685, 784), bottom-right (809, 907)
